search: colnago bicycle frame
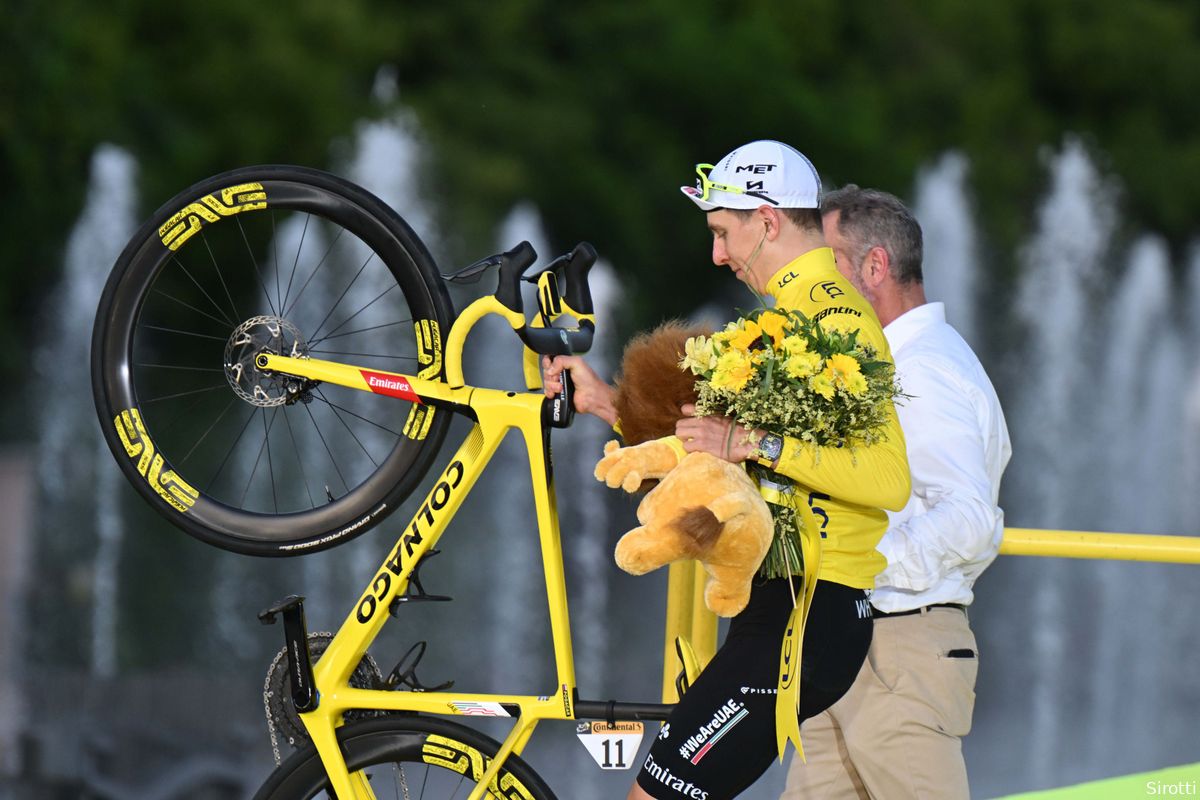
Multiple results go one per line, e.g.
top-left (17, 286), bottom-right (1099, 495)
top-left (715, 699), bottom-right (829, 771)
top-left (257, 266), bottom-right (647, 799)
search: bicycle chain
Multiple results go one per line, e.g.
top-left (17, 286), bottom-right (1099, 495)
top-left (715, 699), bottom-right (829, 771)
top-left (262, 631), bottom-right (385, 765)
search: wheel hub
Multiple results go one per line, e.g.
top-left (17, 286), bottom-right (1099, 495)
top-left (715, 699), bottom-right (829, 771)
top-left (225, 315), bottom-right (309, 407)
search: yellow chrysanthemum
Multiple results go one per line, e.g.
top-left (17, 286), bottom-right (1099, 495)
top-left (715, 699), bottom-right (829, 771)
top-left (809, 371), bottom-right (835, 399)
top-left (711, 321), bottom-right (739, 347)
top-left (827, 353), bottom-right (862, 381)
top-left (729, 320), bottom-right (763, 351)
top-left (779, 334), bottom-right (809, 358)
top-left (757, 311), bottom-right (789, 346)
top-left (711, 349), bottom-right (756, 391)
top-left (784, 351), bottom-right (822, 379)
top-left (844, 372), bottom-right (869, 396)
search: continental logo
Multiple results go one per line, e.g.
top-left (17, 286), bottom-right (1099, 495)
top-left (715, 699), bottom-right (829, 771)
top-left (422, 735), bottom-right (536, 799)
top-left (158, 182), bottom-right (267, 251)
top-left (404, 319), bottom-right (442, 440)
top-left (113, 409), bottom-right (199, 512)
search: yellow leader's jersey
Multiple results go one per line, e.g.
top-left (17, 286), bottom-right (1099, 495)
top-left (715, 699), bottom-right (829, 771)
top-left (762, 247), bottom-right (910, 589)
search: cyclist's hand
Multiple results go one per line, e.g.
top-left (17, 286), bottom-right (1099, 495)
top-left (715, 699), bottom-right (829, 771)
top-left (594, 439), bottom-right (682, 493)
top-left (542, 355), bottom-right (618, 426)
top-left (676, 404), bottom-right (756, 463)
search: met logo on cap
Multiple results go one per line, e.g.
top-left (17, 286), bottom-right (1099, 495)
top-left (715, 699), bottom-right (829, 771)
top-left (734, 164), bottom-right (776, 174)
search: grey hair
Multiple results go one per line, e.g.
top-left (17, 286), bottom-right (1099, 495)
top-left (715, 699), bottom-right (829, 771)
top-left (820, 185), bottom-right (924, 285)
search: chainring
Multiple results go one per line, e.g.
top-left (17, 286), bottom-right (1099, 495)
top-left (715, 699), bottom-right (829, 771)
top-left (263, 631), bottom-right (385, 752)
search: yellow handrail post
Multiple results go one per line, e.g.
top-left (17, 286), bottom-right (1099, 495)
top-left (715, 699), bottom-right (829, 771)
top-left (661, 561), bottom-right (718, 703)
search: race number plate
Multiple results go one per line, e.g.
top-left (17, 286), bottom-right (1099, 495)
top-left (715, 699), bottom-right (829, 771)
top-left (575, 721), bottom-right (645, 770)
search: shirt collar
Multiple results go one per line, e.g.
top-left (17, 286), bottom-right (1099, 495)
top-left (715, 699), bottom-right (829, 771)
top-left (883, 301), bottom-right (945, 351)
top-left (764, 247), bottom-right (838, 299)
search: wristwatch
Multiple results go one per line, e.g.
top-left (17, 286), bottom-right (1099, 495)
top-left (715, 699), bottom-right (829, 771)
top-left (752, 432), bottom-right (784, 466)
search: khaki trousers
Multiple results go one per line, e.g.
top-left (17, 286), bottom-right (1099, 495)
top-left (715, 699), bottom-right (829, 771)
top-left (781, 606), bottom-right (978, 800)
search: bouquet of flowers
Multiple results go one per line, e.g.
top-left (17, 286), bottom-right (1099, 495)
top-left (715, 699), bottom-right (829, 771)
top-left (679, 307), bottom-right (901, 578)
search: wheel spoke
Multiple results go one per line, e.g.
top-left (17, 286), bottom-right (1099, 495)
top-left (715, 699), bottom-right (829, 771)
top-left (280, 213), bottom-right (311, 314)
top-left (206, 405), bottom-right (259, 491)
top-left (307, 350), bottom-right (418, 363)
top-left (282, 407), bottom-right (316, 509)
top-left (235, 215), bottom-right (279, 316)
top-left (169, 253), bottom-right (235, 326)
top-left (201, 230), bottom-right (242, 322)
top-left (141, 324), bottom-right (227, 342)
top-left (310, 250), bottom-right (376, 342)
top-left (308, 318), bottom-right (413, 342)
top-left (179, 396), bottom-right (240, 466)
top-left (315, 387), bottom-right (381, 467)
top-left (311, 395), bottom-right (404, 438)
top-left (140, 382), bottom-right (229, 405)
top-left (304, 402), bottom-right (349, 495)
top-left (283, 225), bottom-right (346, 318)
top-left (308, 283), bottom-right (398, 347)
top-left (151, 287), bottom-right (236, 329)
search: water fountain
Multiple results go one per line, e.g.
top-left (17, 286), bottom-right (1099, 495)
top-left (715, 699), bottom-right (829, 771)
top-left (34, 144), bottom-right (138, 678)
top-left (914, 150), bottom-right (980, 345)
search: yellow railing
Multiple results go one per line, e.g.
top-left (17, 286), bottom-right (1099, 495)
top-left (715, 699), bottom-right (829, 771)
top-left (661, 527), bottom-right (1200, 700)
top-left (999, 527), bottom-right (1200, 563)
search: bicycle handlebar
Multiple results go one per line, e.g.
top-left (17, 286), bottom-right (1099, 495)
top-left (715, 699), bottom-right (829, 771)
top-left (493, 240), bottom-right (596, 356)
top-left (443, 240), bottom-right (598, 390)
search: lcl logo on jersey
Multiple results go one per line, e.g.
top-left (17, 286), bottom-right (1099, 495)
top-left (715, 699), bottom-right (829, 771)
top-left (809, 280), bottom-right (845, 301)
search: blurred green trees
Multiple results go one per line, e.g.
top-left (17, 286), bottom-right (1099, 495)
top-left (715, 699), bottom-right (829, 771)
top-left (3, 0), bottom-right (1199, 434)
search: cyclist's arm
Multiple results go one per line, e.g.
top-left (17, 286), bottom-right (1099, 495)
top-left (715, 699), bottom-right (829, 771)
top-left (676, 405), bottom-right (911, 511)
top-left (542, 355), bottom-right (618, 427)
top-left (770, 405), bottom-right (910, 511)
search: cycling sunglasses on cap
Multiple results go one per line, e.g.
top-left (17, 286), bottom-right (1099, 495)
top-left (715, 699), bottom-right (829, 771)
top-left (694, 163), bottom-right (780, 206)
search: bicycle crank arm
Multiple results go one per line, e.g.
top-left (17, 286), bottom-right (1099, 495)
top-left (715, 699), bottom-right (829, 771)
top-left (259, 595), bottom-right (318, 713)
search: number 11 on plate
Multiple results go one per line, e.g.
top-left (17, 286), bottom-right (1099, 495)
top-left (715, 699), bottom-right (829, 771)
top-left (575, 721), bottom-right (646, 770)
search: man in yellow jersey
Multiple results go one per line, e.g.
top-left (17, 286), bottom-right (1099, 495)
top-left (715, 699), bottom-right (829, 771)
top-left (780, 187), bottom-right (1011, 800)
top-left (544, 140), bottom-right (910, 800)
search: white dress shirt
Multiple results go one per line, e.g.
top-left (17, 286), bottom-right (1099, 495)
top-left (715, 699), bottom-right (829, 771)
top-left (871, 302), bottom-right (1012, 612)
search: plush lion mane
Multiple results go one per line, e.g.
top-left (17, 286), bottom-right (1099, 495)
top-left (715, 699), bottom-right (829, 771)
top-left (613, 320), bottom-right (714, 446)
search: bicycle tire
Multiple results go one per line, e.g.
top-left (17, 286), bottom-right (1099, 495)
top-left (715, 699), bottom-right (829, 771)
top-left (253, 716), bottom-right (557, 800)
top-left (92, 165), bottom-right (454, 556)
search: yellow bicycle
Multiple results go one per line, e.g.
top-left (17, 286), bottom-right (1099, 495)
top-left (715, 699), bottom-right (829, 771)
top-left (92, 166), bottom-right (692, 799)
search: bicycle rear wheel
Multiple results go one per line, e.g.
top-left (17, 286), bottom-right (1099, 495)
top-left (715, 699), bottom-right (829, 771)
top-left (253, 716), bottom-right (556, 800)
top-left (92, 165), bottom-right (453, 556)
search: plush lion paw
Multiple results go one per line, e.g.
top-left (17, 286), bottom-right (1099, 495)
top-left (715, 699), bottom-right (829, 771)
top-left (594, 439), bottom-right (682, 493)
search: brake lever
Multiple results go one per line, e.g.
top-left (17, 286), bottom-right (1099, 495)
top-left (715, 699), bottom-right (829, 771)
top-left (441, 254), bottom-right (503, 284)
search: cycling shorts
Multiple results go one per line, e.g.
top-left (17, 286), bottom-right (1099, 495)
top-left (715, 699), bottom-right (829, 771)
top-left (636, 579), bottom-right (872, 800)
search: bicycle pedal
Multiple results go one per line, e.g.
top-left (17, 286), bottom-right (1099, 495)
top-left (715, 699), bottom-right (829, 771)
top-left (384, 640), bottom-right (454, 692)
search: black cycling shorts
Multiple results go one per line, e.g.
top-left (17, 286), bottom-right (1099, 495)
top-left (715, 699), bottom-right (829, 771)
top-left (636, 579), bottom-right (872, 800)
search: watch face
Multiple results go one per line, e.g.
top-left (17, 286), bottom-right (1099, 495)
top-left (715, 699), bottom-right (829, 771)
top-left (760, 433), bottom-right (783, 461)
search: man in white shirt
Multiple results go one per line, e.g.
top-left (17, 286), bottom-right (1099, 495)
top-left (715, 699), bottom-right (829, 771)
top-left (781, 186), bottom-right (1012, 799)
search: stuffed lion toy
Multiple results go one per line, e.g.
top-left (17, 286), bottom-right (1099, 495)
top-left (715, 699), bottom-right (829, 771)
top-left (596, 321), bottom-right (774, 617)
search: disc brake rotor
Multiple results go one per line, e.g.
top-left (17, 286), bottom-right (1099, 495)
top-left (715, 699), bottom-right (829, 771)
top-left (225, 315), bottom-right (308, 407)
